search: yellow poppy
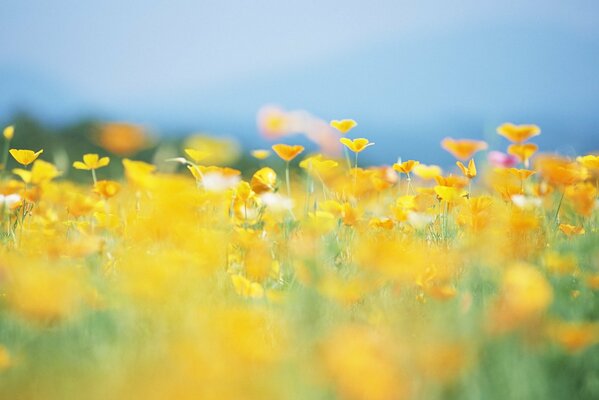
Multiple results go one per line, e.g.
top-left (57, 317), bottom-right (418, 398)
top-left (393, 160), bottom-right (419, 175)
top-left (497, 123), bottom-right (541, 143)
top-left (272, 144), bottom-right (305, 162)
top-left (73, 154), bottom-right (110, 170)
top-left (250, 167), bottom-right (277, 194)
top-left (507, 143), bottom-right (538, 165)
top-left (329, 119), bottom-right (357, 134)
top-left (339, 138), bottom-right (374, 153)
top-left (9, 149), bottom-right (43, 166)
top-left (456, 159), bottom-right (477, 179)
top-left (441, 138), bottom-right (487, 160)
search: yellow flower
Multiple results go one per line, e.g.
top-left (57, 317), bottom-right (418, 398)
top-left (184, 148), bottom-right (210, 164)
top-left (434, 185), bottom-right (466, 203)
top-left (299, 154), bottom-right (338, 173)
top-left (94, 180), bottom-right (121, 199)
top-left (497, 123), bottom-right (541, 143)
top-left (251, 149), bottom-right (271, 160)
top-left (230, 274), bottom-right (264, 299)
top-left (330, 119), bottom-right (357, 134)
top-left (13, 159), bottom-right (61, 185)
top-left (73, 154), bottom-right (110, 170)
top-left (339, 138), bottom-right (374, 153)
top-left (456, 159), bottom-right (477, 179)
top-left (413, 164), bottom-right (442, 180)
top-left (507, 143), bottom-right (538, 165)
top-left (250, 167), bottom-right (277, 194)
top-left (441, 138), bottom-right (487, 160)
top-left (393, 160), bottom-right (419, 175)
top-left (3, 125), bottom-right (14, 140)
top-left (272, 144), bottom-right (305, 162)
top-left (506, 168), bottom-right (536, 180)
top-left (0, 345), bottom-right (11, 371)
top-left (577, 154), bottom-right (599, 170)
top-left (9, 149), bottom-right (43, 166)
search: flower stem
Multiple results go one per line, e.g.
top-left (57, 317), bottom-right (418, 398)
top-left (285, 161), bottom-right (291, 197)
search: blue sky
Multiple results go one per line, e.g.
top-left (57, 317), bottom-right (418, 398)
top-left (1, 1), bottom-right (599, 161)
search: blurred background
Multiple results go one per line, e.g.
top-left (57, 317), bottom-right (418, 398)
top-left (1, 0), bottom-right (599, 165)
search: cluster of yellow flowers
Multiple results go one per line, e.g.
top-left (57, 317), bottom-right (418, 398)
top-left (0, 120), bottom-right (597, 399)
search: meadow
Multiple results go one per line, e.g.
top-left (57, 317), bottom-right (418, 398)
top-left (0, 115), bottom-right (597, 399)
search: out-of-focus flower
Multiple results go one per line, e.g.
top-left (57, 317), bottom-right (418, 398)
top-left (96, 122), bottom-right (149, 156)
top-left (0, 193), bottom-right (21, 209)
top-left (184, 134), bottom-right (241, 166)
top-left (488, 151), bottom-right (519, 168)
top-left (329, 119), bottom-right (357, 134)
top-left (577, 154), bottom-right (599, 170)
top-left (3, 125), bottom-right (14, 140)
top-left (441, 138), bottom-right (487, 160)
top-left (13, 160), bottom-right (61, 185)
top-left (251, 149), bottom-right (271, 160)
top-left (507, 143), bottom-right (538, 166)
top-left (94, 180), bottom-right (121, 199)
top-left (497, 123), bottom-right (541, 143)
top-left (413, 164), bottom-right (442, 180)
top-left (559, 224), bottom-right (585, 236)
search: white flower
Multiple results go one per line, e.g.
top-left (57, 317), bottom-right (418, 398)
top-left (201, 172), bottom-right (240, 192)
top-left (259, 193), bottom-right (294, 212)
top-left (511, 194), bottom-right (542, 209)
top-left (0, 194), bottom-right (21, 209)
top-left (407, 211), bottom-right (434, 230)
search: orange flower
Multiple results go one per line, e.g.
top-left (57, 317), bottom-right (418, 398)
top-left (94, 180), bottom-right (121, 199)
top-left (456, 159), bottom-right (477, 179)
top-left (393, 160), bottom-right (419, 175)
top-left (507, 143), bottom-right (538, 166)
top-left (565, 182), bottom-right (597, 217)
top-left (441, 138), bottom-right (487, 160)
top-left (506, 168), bottom-right (536, 180)
top-left (559, 224), bottom-right (585, 236)
top-left (96, 122), bottom-right (148, 156)
top-left (535, 155), bottom-right (588, 186)
top-left (330, 119), bottom-right (357, 134)
top-left (339, 138), bottom-right (374, 153)
top-left (497, 123), bottom-right (541, 143)
top-left (271, 144), bottom-right (304, 162)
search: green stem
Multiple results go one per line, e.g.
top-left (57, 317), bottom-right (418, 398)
top-left (1, 138), bottom-right (9, 180)
top-left (91, 168), bottom-right (97, 185)
top-left (353, 152), bottom-right (358, 198)
top-left (554, 189), bottom-right (565, 224)
top-left (285, 161), bottom-right (291, 197)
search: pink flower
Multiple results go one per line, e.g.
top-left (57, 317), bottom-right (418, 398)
top-left (488, 151), bottom-right (518, 168)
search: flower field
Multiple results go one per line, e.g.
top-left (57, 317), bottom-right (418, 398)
top-left (0, 119), bottom-right (598, 399)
